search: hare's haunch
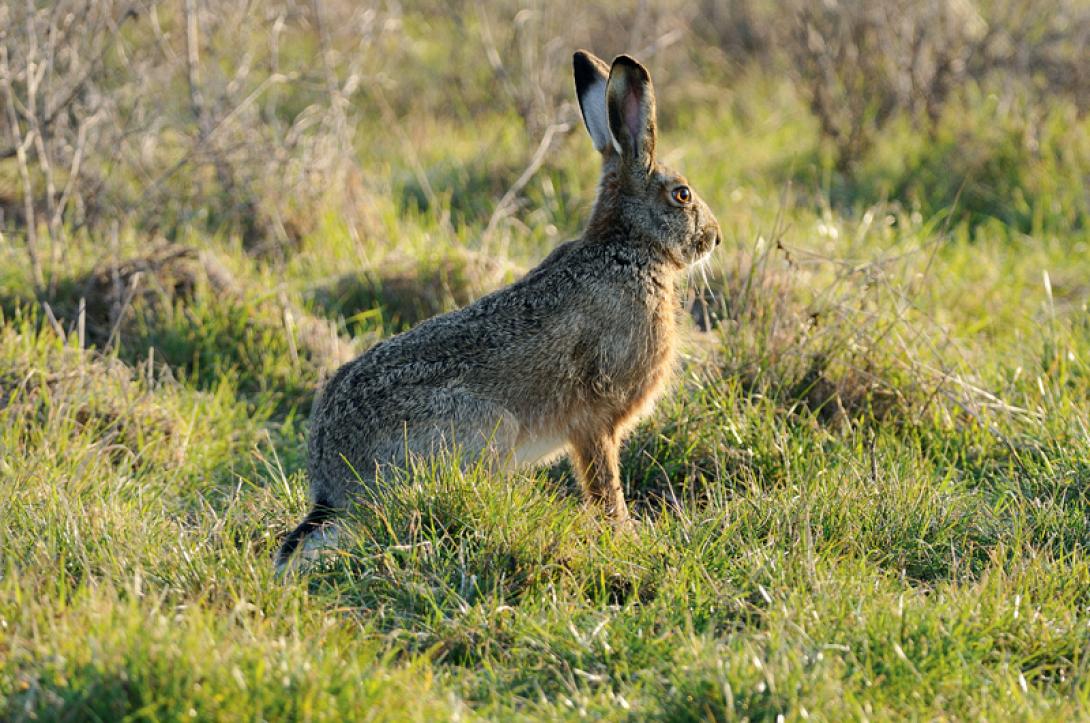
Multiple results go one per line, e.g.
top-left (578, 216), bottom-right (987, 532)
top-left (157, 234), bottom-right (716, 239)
top-left (276, 51), bottom-right (721, 572)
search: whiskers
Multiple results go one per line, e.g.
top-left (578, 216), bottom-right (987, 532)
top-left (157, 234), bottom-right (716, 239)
top-left (686, 250), bottom-right (718, 331)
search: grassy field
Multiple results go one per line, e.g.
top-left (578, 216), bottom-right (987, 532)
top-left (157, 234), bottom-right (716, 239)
top-left (3, 1), bottom-right (1090, 720)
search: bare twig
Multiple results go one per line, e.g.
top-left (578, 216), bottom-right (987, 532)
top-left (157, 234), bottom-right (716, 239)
top-left (481, 120), bottom-right (572, 253)
top-left (0, 43), bottom-right (43, 292)
top-left (369, 83), bottom-right (453, 236)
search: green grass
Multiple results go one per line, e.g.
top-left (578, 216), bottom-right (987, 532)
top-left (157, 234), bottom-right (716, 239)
top-left (4, 9), bottom-right (1090, 720)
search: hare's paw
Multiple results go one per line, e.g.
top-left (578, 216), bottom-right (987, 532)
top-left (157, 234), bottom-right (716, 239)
top-left (611, 514), bottom-right (641, 537)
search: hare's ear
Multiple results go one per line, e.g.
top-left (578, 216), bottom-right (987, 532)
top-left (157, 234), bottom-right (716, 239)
top-left (573, 50), bottom-right (612, 154)
top-left (606, 55), bottom-right (656, 173)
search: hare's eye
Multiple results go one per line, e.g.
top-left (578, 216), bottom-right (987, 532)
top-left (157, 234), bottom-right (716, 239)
top-left (670, 186), bottom-right (692, 205)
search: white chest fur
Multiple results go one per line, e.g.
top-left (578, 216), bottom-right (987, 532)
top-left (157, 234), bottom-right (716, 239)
top-left (513, 434), bottom-right (568, 468)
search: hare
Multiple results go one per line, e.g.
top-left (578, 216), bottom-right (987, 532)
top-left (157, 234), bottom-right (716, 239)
top-left (275, 51), bottom-right (721, 571)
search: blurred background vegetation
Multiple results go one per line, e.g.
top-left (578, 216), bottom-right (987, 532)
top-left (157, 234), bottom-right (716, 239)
top-left (4, 0), bottom-right (1090, 421)
top-left (5, 0), bottom-right (1090, 260)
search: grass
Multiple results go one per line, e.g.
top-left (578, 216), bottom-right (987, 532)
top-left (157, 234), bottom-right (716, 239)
top-left (3, 8), bottom-right (1090, 720)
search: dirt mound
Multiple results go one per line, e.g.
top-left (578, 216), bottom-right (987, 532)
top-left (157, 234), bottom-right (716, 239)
top-left (689, 251), bottom-right (911, 428)
top-left (0, 342), bottom-right (177, 465)
top-left (311, 248), bottom-right (523, 330)
top-left (48, 243), bottom-right (356, 384)
top-left (66, 243), bottom-right (236, 344)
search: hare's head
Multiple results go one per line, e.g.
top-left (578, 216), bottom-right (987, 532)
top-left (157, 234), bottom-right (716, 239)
top-left (574, 51), bottom-right (721, 269)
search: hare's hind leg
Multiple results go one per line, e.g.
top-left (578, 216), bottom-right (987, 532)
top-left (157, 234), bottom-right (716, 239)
top-left (390, 394), bottom-right (522, 473)
top-left (570, 431), bottom-right (630, 524)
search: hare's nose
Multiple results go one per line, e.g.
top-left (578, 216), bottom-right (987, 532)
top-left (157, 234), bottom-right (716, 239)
top-left (709, 216), bottom-right (722, 246)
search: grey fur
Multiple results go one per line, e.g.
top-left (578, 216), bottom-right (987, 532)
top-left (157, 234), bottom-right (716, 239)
top-left (276, 51), bottom-right (721, 569)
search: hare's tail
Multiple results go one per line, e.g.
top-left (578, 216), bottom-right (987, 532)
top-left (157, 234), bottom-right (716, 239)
top-left (274, 502), bottom-right (337, 572)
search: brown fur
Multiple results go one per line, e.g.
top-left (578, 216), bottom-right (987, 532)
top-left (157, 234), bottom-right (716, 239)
top-left (276, 51), bottom-right (721, 570)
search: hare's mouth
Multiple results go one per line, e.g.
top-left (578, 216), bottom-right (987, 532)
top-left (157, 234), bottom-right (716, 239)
top-left (686, 244), bottom-right (714, 272)
top-left (691, 229), bottom-right (720, 264)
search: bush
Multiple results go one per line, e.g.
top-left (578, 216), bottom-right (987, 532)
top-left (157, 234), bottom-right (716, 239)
top-left (785, 0), bottom-right (985, 172)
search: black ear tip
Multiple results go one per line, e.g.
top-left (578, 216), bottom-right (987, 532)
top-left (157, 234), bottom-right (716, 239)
top-left (574, 50), bottom-right (607, 91)
top-left (610, 54), bottom-right (650, 81)
top-left (574, 50), bottom-right (609, 81)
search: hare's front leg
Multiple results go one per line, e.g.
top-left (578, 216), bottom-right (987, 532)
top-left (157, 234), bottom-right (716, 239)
top-left (570, 431), bottom-right (630, 524)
